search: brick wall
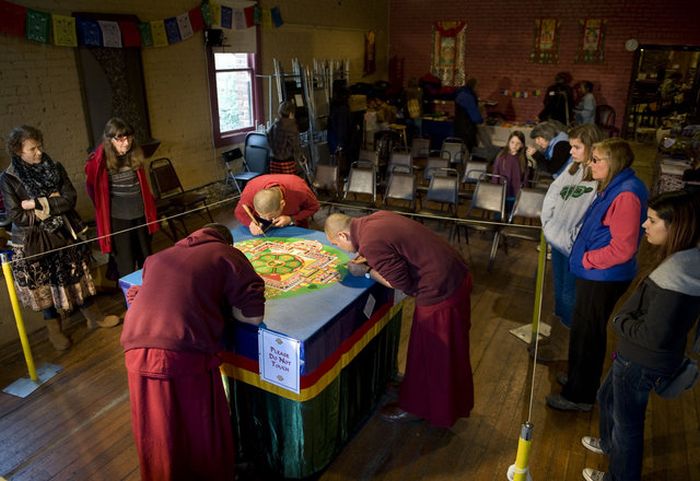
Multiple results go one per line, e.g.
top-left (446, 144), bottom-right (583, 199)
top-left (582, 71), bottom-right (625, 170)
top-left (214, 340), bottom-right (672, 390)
top-left (389, 0), bottom-right (700, 130)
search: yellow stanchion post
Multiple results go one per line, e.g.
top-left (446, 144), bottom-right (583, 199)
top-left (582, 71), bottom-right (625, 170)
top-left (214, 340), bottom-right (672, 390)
top-left (2, 253), bottom-right (38, 382)
top-left (507, 422), bottom-right (534, 481)
top-left (531, 233), bottom-right (547, 343)
top-left (1, 252), bottom-right (62, 398)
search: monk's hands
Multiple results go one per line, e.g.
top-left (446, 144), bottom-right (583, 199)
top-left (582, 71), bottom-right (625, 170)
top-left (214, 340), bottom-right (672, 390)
top-left (126, 286), bottom-right (140, 304)
top-left (347, 257), bottom-right (370, 277)
top-left (271, 215), bottom-right (293, 227)
top-left (249, 222), bottom-right (265, 236)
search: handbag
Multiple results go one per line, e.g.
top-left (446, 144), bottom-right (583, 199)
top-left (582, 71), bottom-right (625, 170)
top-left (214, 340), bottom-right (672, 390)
top-left (655, 357), bottom-right (699, 399)
top-left (23, 215), bottom-right (68, 257)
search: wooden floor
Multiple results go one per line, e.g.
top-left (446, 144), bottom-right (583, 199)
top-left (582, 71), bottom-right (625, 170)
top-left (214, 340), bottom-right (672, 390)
top-left (1, 145), bottom-right (698, 481)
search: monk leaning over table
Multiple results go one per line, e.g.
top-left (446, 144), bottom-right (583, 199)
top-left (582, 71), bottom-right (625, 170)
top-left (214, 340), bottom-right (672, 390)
top-left (234, 174), bottom-right (319, 236)
top-left (324, 211), bottom-right (474, 428)
top-left (121, 224), bottom-right (265, 481)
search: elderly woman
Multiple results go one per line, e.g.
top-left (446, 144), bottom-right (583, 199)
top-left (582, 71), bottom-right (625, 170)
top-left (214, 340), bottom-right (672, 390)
top-left (546, 138), bottom-right (648, 412)
top-left (85, 118), bottom-right (159, 280)
top-left (526, 120), bottom-right (571, 179)
top-left (0, 126), bottom-right (118, 350)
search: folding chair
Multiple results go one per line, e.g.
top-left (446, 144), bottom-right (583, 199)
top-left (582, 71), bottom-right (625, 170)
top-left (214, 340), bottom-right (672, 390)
top-left (343, 161), bottom-right (377, 208)
top-left (410, 137), bottom-right (431, 160)
top-left (495, 187), bottom-right (546, 265)
top-left (388, 151), bottom-right (413, 173)
top-left (440, 137), bottom-right (467, 168)
top-left (149, 157), bottom-right (214, 240)
top-left (460, 173), bottom-right (507, 271)
top-left (383, 164), bottom-right (417, 212)
top-left (417, 167), bottom-right (460, 217)
top-left (423, 156), bottom-right (449, 185)
top-left (460, 158), bottom-right (489, 198)
top-left (312, 164), bottom-right (340, 210)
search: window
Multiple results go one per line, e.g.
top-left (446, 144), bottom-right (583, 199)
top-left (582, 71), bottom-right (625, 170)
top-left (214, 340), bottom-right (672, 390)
top-left (207, 51), bottom-right (261, 146)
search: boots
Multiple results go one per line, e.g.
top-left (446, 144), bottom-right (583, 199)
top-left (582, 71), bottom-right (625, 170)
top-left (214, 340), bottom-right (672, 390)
top-left (529, 318), bottom-right (569, 362)
top-left (46, 317), bottom-right (71, 351)
top-left (80, 303), bottom-right (120, 329)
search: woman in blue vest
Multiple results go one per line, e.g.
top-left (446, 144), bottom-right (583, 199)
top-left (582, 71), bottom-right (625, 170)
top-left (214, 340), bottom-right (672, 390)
top-left (546, 138), bottom-right (648, 411)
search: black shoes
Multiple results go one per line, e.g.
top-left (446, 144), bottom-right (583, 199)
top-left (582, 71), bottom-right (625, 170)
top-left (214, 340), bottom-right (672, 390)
top-left (545, 393), bottom-right (593, 412)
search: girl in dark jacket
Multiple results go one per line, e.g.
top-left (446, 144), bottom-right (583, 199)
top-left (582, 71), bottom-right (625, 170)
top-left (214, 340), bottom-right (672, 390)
top-left (580, 190), bottom-right (700, 481)
top-left (0, 126), bottom-right (118, 350)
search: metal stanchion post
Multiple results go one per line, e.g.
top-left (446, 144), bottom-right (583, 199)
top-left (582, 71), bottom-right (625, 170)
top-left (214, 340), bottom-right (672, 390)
top-left (2, 253), bottom-right (62, 397)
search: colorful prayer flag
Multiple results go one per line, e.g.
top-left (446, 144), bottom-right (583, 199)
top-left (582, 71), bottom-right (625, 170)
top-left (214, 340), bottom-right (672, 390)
top-left (261, 8), bottom-right (272, 28)
top-left (271, 6), bottom-right (283, 28)
top-left (244, 6), bottom-right (255, 28)
top-left (188, 6), bottom-right (205, 33)
top-left (119, 20), bottom-right (141, 47)
top-left (0, 0), bottom-right (27, 37)
top-left (220, 6), bottom-right (233, 29)
top-left (98, 20), bottom-right (122, 48)
top-left (200, 2), bottom-right (213, 27)
top-left (176, 13), bottom-right (193, 40)
top-left (210, 2), bottom-right (222, 27)
top-left (138, 22), bottom-right (153, 47)
top-left (253, 6), bottom-right (261, 25)
top-left (25, 8), bottom-right (50, 43)
top-left (150, 20), bottom-right (168, 47)
top-left (52, 14), bottom-right (77, 47)
top-left (233, 8), bottom-right (246, 30)
top-left (163, 17), bottom-right (181, 44)
top-left (76, 17), bottom-right (102, 47)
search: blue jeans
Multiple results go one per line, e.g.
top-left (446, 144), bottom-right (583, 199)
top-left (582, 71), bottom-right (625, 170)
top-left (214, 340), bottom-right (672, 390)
top-left (550, 248), bottom-right (575, 327)
top-left (598, 354), bottom-right (671, 481)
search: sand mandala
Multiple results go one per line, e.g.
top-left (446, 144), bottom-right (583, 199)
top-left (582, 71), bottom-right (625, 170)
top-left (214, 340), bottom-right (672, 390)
top-left (236, 237), bottom-right (350, 299)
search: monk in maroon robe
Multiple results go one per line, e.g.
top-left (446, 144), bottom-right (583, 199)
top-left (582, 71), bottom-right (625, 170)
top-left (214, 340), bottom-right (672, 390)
top-left (325, 211), bottom-right (474, 428)
top-left (121, 224), bottom-right (265, 480)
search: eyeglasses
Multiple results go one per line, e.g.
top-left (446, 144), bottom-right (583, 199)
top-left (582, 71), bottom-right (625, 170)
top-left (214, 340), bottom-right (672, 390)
top-left (111, 134), bottom-right (132, 142)
top-left (591, 156), bottom-right (607, 164)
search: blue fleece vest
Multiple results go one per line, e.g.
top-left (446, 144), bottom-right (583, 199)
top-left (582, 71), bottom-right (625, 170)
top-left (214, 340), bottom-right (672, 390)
top-left (569, 168), bottom-right (648, 281)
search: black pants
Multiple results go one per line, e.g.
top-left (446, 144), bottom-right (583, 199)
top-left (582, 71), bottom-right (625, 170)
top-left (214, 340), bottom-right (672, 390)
top-left (111, 217), bottom-right (151, 278)
top-left (562, 278), bottom-right (630, 404)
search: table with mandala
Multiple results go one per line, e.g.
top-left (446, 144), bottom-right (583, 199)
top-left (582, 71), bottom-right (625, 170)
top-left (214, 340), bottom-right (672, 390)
top-left (119, 225), bottom-right (403, 478)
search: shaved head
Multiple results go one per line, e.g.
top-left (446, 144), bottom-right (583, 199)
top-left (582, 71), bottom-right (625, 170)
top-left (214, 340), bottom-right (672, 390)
top-left (253, 187), bottom-right (283, 217)
top-left (324, 213), bottom-right (352, 237)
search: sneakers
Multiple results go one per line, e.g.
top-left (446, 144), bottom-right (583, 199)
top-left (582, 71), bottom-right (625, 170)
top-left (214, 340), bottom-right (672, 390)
top-left (545, 393), bottom-right (593, 412)
top-left (581, 436), bottom-right (605, 455)
top-left (582, 468), bottom-right (606, 481)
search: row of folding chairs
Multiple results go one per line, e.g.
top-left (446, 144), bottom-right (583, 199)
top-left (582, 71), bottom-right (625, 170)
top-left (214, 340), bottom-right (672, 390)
top-left (313, 161), bottom-right (545, 271)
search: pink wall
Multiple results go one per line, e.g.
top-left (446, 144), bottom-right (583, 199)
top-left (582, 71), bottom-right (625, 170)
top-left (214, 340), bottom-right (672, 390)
top-left (389, 0), bottom-right (700, 130)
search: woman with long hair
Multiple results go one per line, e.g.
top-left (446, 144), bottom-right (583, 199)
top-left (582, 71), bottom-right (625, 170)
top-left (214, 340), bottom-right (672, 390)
top-left (581, 190), bottom-right (700, 481)
top-left (1, 126), bottom-right (118, 350)
top-left (536, 124), bottom-right (604, 361)
top-left (546, 138), bottom-right (648, 411)
top-left (85, 118), bottom-right (158, 280)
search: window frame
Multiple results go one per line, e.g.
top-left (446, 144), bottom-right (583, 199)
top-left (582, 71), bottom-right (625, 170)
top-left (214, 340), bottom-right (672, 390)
top-left (206, 50), bottom-right (263, 147)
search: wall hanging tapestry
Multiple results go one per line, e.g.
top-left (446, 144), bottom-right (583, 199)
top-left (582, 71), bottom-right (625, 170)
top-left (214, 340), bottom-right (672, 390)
top-left (575, 18), bottom-right (606, 64)
top-left (530, 18), bottom-right (559, 64)
top-left (431, 20), bottom-right (466, 87)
